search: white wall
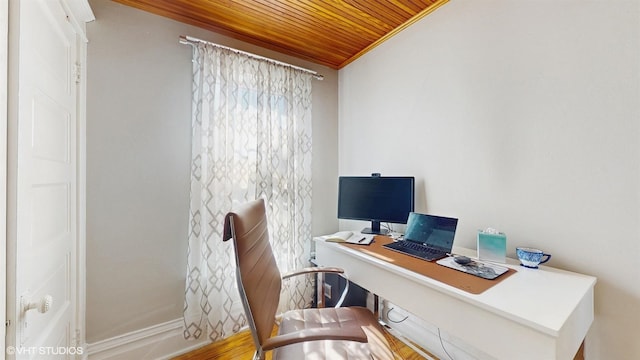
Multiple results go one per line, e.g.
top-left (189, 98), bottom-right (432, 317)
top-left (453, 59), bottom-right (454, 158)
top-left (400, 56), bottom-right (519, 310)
top-left (0, 1), bottom-right (7, 358)
top-left (339, 1), bottom-right (639, 359)
top-left (86, 0), bottom-right (338, 343)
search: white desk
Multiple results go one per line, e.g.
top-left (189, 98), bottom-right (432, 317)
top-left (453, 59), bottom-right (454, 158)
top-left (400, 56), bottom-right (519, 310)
top-left (314, 237), bottom-right (596, 360)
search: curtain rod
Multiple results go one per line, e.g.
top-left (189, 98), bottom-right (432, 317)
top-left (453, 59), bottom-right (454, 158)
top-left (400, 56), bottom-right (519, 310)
top-left (179, 35), bottom-right (324, 80)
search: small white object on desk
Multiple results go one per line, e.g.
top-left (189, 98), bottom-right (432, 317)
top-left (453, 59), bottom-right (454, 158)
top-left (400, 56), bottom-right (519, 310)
top-left (324, 231), bottom-right (374, 245)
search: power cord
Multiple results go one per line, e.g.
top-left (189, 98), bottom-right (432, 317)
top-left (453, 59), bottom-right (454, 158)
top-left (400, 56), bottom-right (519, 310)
top-left (437, 328), bottom-right (455, 360)
top-left (385, 307), bottom-right (409, 323)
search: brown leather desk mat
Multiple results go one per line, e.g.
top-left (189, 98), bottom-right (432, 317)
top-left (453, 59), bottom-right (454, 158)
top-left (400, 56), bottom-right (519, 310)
top-left (341, 236), bottom-right (517, 295)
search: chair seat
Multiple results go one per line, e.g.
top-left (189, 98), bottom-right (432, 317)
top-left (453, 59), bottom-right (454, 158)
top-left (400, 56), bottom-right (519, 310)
top-left (274, 306), bottom-right (394, 360)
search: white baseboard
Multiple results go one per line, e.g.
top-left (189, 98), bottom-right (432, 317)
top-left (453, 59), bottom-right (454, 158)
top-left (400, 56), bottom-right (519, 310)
top-left (86, 319), bottom-right (210, 360)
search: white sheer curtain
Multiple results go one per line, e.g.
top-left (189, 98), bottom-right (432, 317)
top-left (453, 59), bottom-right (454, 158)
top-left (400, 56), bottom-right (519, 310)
top-left (183, 42), bottom-right (314, 341)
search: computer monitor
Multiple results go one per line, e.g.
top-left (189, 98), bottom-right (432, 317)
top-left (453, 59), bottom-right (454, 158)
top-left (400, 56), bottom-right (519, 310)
top-left (337, 176), bottom-right (415, 235)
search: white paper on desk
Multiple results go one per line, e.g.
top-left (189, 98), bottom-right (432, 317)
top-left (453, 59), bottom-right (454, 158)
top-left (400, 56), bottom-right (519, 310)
top-left (325, 231), bottom-right (374, 245)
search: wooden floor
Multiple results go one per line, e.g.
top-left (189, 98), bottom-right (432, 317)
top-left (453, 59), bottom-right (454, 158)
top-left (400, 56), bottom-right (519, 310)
top-left (173, 325), bottom-right (431, 360)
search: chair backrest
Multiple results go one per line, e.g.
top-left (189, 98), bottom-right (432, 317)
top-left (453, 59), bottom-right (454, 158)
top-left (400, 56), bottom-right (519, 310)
top-left (223, 198), bottom-right (281, 351)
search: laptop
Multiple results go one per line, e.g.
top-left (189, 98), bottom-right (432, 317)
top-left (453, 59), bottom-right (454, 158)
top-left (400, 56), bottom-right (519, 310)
top-left (383, 212), bottom-right (458, 261)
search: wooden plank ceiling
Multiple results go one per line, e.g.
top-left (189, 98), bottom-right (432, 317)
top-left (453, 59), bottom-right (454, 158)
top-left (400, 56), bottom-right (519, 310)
top-left (113, 0), bottom-right (448, 69)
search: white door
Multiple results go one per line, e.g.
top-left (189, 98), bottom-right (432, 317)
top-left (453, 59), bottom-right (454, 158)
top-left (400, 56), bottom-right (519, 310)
top-left (8, 0), bottom-right (79, 358)
top-left (0, 0), bottom-right (8, 358)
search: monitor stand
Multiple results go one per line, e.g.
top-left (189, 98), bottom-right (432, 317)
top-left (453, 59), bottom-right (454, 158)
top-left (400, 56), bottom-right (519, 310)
top-left (361, 221), bottom-right (389, 235)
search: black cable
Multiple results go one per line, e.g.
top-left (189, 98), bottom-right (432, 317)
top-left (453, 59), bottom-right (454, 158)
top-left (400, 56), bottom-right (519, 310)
top-left (438, 328), bottom-right (455, 360)
top-left (385, 307), bottom-right (409, 323)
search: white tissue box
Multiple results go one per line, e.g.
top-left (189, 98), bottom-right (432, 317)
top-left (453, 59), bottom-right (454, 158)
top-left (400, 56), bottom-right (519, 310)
top-left (477, 231), bottom-right (506, 263)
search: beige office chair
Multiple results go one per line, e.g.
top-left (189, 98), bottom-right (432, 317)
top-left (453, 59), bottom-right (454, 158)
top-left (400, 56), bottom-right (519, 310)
top-left (223, 198), bottom-right (394, 360)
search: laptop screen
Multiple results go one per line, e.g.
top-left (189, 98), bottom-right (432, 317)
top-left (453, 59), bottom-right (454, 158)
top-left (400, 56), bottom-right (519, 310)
top-left (404, 212), bottom-right (458, 251)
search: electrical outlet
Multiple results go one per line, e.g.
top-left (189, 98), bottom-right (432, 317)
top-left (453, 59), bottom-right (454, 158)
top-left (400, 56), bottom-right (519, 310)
top-left (324, 283), bottom-right (332, 299)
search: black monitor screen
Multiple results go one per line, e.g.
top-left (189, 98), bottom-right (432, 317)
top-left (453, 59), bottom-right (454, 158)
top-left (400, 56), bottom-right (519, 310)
top-left (337, 176), bottom-right (415, 235)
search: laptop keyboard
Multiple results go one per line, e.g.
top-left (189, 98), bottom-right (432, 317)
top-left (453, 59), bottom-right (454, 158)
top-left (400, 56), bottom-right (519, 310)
top-left (398, 241), bottom-right (440, 255)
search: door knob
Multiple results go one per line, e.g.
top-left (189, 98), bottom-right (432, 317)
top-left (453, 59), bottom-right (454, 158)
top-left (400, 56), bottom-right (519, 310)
top-left (19, 294), bottom-right (53, 346)
top-left (22, 294), bottom-right (53, 314)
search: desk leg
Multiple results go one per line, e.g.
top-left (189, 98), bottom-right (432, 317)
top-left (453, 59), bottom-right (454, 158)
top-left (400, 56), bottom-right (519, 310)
top-left (374, 294), bottom-right (385, 326)
top-left (374, 294), bottom-right (379, 314)
top-left (317, 272), bottom-right (325, 308)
